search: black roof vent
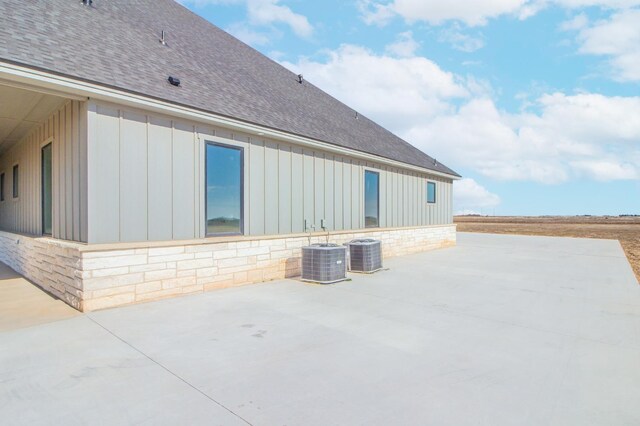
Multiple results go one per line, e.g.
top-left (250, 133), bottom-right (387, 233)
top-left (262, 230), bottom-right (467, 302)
top-left (168, 76), bottom-right (181, 87)
top-left (160, 30), bottom-right (167, 46)
top-left (297, 74), bottom-right (303, 84)
top-left (81, 0), bottom-right (93, 5)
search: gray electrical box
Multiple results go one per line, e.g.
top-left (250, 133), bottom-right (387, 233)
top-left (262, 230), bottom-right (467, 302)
top-left (301, 243), bottom-right (347, 284)
top-left (346, 239), bottom-right (383, 273)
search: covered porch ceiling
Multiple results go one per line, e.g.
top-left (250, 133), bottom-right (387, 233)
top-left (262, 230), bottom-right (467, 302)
top-left (0, 83), bottom-right (68, 155)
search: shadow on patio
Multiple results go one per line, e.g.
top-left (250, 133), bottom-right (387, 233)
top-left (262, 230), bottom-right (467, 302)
top-left (0, 261), bottom-right (79, 332)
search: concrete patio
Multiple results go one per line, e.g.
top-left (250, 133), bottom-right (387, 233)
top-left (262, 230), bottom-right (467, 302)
top-left (0, 262), bottom-right (79, 332)
top-left (1, 232), bottom-right (639, 425)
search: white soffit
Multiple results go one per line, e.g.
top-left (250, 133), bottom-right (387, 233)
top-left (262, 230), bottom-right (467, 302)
top-left (0, 83), bottom-right (67, 154)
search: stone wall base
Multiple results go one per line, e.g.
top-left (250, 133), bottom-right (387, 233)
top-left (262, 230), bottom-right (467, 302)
top-left (0, 225), bottom-right (456, 312)
top-left (0, 231), bottom-right (83, 310)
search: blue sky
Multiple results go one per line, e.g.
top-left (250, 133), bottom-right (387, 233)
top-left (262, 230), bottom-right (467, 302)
top-left (179, 0), bottom-right (640, 216)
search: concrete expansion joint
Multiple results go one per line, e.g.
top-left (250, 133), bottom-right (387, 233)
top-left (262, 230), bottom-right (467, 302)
top-left (86, 315), bottom-right (254, 425)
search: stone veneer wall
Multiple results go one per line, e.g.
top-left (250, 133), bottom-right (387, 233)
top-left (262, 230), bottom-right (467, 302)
top-left (0, 225), bottom-right (456, 311)
top-left (0, 230), bottom-right (84, 310)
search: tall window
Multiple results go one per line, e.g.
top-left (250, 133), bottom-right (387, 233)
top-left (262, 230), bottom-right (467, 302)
top-left (12, 165), bottom-right (18, 198)
top-left (206, 142), bottom-right (243, 235)
top-left (0, 173), bottom-right (4, 201)
top-left (364, 170), bottom-right (380, 228)
top-left (427, 181), bottom-right (436, 204)
top-left (42, 144), bottom-right (53, 235)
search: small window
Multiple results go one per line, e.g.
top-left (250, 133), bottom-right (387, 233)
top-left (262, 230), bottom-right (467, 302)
top-left (0, 173), bottom-right (4, 201)
top-left (427, 181), bottom-right (436, 204)
top-left (364, 170), bottom-right (380, 228)
top-left (205, 142), bottom-right (244, 235)
top-left (12, 165), bottom-right (19, 198)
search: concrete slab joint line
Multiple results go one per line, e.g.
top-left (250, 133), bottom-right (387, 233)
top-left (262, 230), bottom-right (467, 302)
top-left (86, 316), bottom-right (254, 425)
top-left (0, 225), bottom-right (456, 311)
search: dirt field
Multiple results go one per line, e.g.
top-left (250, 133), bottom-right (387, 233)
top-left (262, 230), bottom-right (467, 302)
top-left (455, 216), bottom-right (640, 283)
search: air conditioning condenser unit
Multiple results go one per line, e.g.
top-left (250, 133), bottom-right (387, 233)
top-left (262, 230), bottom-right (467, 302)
top-left (346, 239), bottom-right (383, 273)
top-left (301, 243), bottom-right (347, 284)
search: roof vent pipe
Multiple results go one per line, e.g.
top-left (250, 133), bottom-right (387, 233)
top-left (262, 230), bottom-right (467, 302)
top-left (297, 74), bottom-right (303, 84)
top-left (81, 0), bottom-right (93, 5)
top-left (160, 30), bottom-right (166, 45)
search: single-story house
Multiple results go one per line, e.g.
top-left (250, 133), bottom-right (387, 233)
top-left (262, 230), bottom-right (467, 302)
top-left (0, 0), bottom-right (460, 311)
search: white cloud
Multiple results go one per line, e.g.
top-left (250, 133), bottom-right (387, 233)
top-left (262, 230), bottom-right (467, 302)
top-left (358, 0), bottom-right (640, 26)
top-left (226, 22), bottom-right (271, 46)
top-left (356, 0), bottom-right (529, 26)
top-left (571, 8), bottom-right (640, 81)
top-left (569, 160), bottom-right (640, 180)
top-left (281, 44), bottom-right (468, 134)
top-left (438, 25), bottom-right (485, 52)
top-left (534, 92), bottom-right (640, 143)
top-left (408, 93), bottom-right (640, 183)
top-left (283, 45), bottom-right (640, 184)
top-left (393, 0), bottom-right (529, 26)
top-left (406, 99), bottom-right (573, 184)
top-left (559, 13), bottom-right (589, 31)
top-left (385, 31), bottom-right (420, 57)
top-left (454, 178), bottom-right (501, 214)
top-left (246, 0), bottom-right (313, 38)
top-left (177, 0), bottom-right (312, 39)
top-left (554, 0), bottom-right (640, 6)
top-left (357, 0), bottom-right (396, 26)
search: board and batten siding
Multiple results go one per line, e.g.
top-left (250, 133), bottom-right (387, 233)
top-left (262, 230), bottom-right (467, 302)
top-left (86, 101), bottom-right (454, 244)
top-left (0, 100), bottom-right (88, 242)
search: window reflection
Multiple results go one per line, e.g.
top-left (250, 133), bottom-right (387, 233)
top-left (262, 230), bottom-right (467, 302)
top-left (365, 170), bottom-right (379, 228)
top-left (206, 143), bottom-right (243, 235)
top-left (427, 181), bottom-right (436, 204)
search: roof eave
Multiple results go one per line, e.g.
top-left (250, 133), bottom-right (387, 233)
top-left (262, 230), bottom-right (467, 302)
top-left (0, 60), bottom-right (461, 180)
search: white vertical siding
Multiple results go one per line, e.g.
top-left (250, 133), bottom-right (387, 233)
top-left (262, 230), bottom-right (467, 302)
top-left (119, 111), bottom-right (148, 242)
top-left (302, 149), bottom-right (314, 230)
top-left (324, 155), bottom-right (334, 231)
top-left (334, 159), bottom-right (343, 231)
top-left (88, 104), bottom-right (120, 243)
top-left (277, 144), bottom-right (292, 234)
top-left (84, 101), bottom-right (454, 244)
top-left (314, 153), bottom-right (325, 229)
top-left (147, 117), bottom-right (173, 241)
top-left (343, 159), bottom-right (352, 230)
top-left (351, 160), bottom-right (361, 229)
top-left (172, 123), bottom-right (196, 240)
top-left (291, 146), bottom-right (304, 233)
top-left (249, 139), bottom-right (265, 235)
top-left (0, 100), bottom-right (87, 241)
top-left (264, 141), bottom-right (279, 235)
top-left (379, 167), bottom-right (387, 227)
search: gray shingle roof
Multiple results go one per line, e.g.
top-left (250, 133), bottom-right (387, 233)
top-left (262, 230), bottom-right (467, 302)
top-left (0, 0), bottom-right (459, 177)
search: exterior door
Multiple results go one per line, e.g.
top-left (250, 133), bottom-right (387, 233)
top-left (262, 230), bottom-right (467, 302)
top-left (41, 143), bottom-right (52, 235)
